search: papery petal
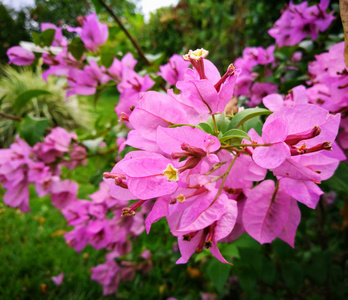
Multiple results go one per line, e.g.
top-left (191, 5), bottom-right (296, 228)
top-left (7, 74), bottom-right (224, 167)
top-left (243, 180), bottom-right (290, 244)
top-left (277, 198), bottom-right (301, 248)
top-left (280, 178), bottom-right (323, 209)
top-left (253, 142), bottom-right (290, 169)
top-left (176, 231), bottom-right (202, 264)
top-left (145, 197), bottom-right (170, 233)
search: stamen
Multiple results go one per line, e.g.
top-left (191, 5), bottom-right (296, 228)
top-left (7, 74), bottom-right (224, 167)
top-left (163, 163), bottom-right (179, 181)
top-left (195, 227), bottom-right (209, 253)
top-left (183, 231), bottom-right (199, 241)
top-left (120, 112), bottom-right (129, 122)
top-left (121, 200), bottom-right (146, 217)
top-left (183, 48), bottom-right (209, 80)
top-left (204, 222), bottom-right (217, 248)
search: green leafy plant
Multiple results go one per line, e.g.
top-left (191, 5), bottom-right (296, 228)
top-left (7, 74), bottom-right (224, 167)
top-left (0, 66), bottom-right (91, 147)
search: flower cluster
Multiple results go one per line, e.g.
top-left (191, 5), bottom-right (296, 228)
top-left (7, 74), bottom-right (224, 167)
top-left (268, 0), bottom-right (335, 47)
top-left (6, 13), bottom-right (154, 118)
top-left (103, 49), bottom-right (344, 265)
top-left (307, 41), bottom-right (348, 149)
top-left (0, 127), bottom-right (86, 212)
top-left (233, 46), bottom-right (278, 107)
top-left (61, 181), bottom-right (152, 295)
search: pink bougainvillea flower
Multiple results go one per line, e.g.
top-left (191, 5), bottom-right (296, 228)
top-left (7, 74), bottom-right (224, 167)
top-left (7, 46), bottom-right (35, 66)
top-left (251, 104), bottom-right (340, 169)
top-left (117, 151), bottom-right (179, 200)
top-left (80, 13), bottom-right (108, 52)
top-left (174, 194), bottom-right (238, 264)
top-left (51, 273), bottom-right (64, 286)
top-left (243, 180), bottom-right (292, 245)
top-left (158, 54), bottom-right (191, 85)
top-left (50, 179), bottom-right (78, 209)
top-left (156, 126), bottom-right (220, 164)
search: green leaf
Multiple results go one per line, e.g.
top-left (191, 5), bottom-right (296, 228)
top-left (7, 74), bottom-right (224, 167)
top-left (68, 37), bottom-right (85, 60)
top-left (91, 0), bottom-right (103, 13)
top-left (32, 29), bottom-right (56, 47)
top-left (40, 29), bottom-right (56, 47)
top-left (281, 262), bottom-right (303, 293)
top-left (220, 129), bottom-right (251, 143)
top-left (228, 107), bottom-right (272, 130)
top-left (206, 259), bottom-right (231, 293)
top-left (243, 115), bottom-right (263, 136)
top-left (194, 248), bottom-right (211, 262)
top-left (100, 51), bottom-right (114, 68)
top-left (0, 94), bottom-right (6, 107)
top-left (323, 163), bottom-right (348, 194)
top-left (19, 116), bottom-right (50, 146)
top-left (221, 243), bottom-right (240, 259)
top-left (196, 122), bottom-right (214, 135)
top-left (261, 258), bottom-right (276, 285)
top-left (305, 251), bottom-right (331, 285)
top-left (32, 32), bottom-right (41, 46)
top-left (13, 89), bottom-right (52, 113)
top-left (215, 113), bottom-right (230, 134)
top-left (233, 233), bottom-right (261, 249)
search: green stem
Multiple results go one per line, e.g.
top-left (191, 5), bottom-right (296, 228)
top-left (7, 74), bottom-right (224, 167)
top-left (0, 111), bottom-right (22, 122)
top-left (213, 153), bottom-right (240, 201)
top-left (221, 143), bottom-right (272, 148)
top-left (211, 114), bottom-right (219, 135)
top-left (97, 0), bottom-right (152, 66)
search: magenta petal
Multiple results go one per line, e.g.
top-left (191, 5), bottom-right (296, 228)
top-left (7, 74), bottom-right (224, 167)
top-left (214, 199), bottom-right (238, 241)
top-left (210, 243), bottom-right (232, 265)
top-left (156, 126), bottom-right (220, 155)
top-left (243, 180), bottom-right (290, 244)
top-left (176, 231), bottom-right (202, 264)
top-left (280, 178), bottom-right (323, 209)
top-left (253, 142), bottom-right (290, 169)
top-left (262, 117), bottom-right (288, 143)
top-left (129, 91), bottom-right (189, 140)
top-left (218, 68), bottom-right (241, 106)
top-left (176, 80), bottom-right (219, 114)
top-left (272, 158), bottom-right (322, 182)
top-left (128, 176), bottom-right (178, 200)
top-left (263, 93), bottom-right (284, 112)
top-left (172, 195), bottom-right (226, 236)
top-left (277, 199), bottom-right (301, 248)
top-left (203, 59), bottom-right (222, 84)
top-left (145, 197), bottom-right (170, 233)
top-left (52, 273), bottom-right (64, 286)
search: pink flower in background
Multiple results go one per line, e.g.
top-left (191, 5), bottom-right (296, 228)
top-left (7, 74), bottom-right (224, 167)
top-left (7, 46), bottom-right (35, 66)
top-left (158, 54), bottom-right (191, 85)
top-left (80, 13), bottom-right (109, 52)
top-left (268, 0), bottom-right (335, 47)
top-left (51, 273), bottom-right (64, 286)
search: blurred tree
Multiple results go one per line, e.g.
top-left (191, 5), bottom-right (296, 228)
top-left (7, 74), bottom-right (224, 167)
top-left (0, 3), bottom-right (31, 63)
top-left (142, 0), bottom-right (343, 68)
top-left (140, 0), bottom-right (321, 68)
top-left (29, 0), bottom-right (92, 27)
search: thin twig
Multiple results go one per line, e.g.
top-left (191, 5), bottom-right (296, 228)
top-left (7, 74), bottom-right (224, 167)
top-left (97, 0), bottom-right (152, 66)
top-left (0, 111), bottom-right (22, 121)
